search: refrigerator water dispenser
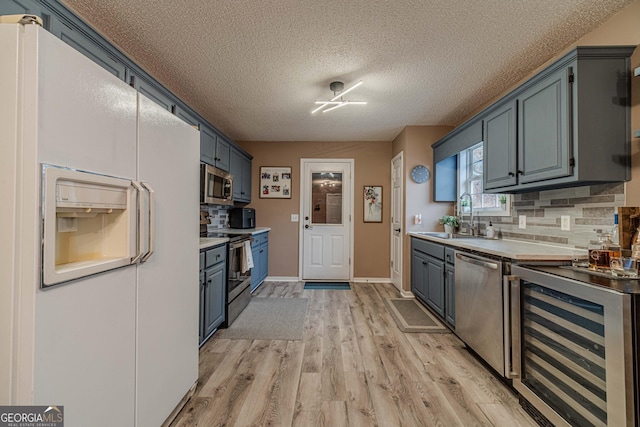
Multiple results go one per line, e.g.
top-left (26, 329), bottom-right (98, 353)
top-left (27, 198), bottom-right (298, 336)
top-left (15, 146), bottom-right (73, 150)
top-left (41, 165), bottom-right (142, 287)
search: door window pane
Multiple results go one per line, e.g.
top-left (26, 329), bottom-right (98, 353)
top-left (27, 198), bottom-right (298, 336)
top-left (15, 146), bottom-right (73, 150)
top-left (311, 172), bottom-right (342, 224)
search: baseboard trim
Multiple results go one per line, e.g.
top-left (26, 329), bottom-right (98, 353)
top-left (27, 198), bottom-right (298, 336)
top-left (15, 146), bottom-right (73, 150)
top-left (400, 289), bottom-right (415, 298)
top-left (264, 276), bottom-right (300, 282)
top-left (352, 277), bottom-right (392, 284)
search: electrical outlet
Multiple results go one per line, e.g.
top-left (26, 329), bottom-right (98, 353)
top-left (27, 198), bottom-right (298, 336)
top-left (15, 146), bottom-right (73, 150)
top-left (291, 214), bottom-right (299, 222)
top-left (519, 215), bottom-right (527, 229)
top-left (561, 215), bottom-right (570, 231)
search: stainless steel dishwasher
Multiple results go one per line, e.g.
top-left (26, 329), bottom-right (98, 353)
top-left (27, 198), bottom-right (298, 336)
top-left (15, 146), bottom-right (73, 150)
top-left (454, 250), bottom-right (505, 375)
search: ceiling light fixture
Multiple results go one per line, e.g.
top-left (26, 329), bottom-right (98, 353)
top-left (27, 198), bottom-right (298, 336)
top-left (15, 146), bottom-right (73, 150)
top-left (312, 80), bottom-right (366, 114)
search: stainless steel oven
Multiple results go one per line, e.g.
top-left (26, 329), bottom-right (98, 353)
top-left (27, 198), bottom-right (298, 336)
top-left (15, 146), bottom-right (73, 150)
top-left (200, 163), bottom-right (233, 205)
top-left (505, 265), bottom-right (636, 427)
top-left (224, 234), bottom-right (252, 326)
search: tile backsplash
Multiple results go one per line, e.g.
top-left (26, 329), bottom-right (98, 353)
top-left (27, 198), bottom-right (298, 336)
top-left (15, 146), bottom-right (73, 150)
top-left (201, 205), bottom-right (231, 229)
top-left (474, 183), bottom-right (625, 249)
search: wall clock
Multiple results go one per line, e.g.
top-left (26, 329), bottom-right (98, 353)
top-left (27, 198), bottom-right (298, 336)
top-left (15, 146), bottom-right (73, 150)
top-left (411, 165), bottom-right (430, 183)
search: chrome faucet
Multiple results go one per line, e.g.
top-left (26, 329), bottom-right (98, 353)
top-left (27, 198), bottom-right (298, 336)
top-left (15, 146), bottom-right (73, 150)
top-left (460, 192), bottom-right (477, 236)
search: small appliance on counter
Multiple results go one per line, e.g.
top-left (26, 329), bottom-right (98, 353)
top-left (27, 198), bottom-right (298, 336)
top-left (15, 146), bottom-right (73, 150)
top-left (229, 207), bottom-right (255, 229)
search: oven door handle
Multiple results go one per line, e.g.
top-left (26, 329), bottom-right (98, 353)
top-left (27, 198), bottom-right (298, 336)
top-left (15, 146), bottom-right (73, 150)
top-left (503, 274), bottom-right (521, 379)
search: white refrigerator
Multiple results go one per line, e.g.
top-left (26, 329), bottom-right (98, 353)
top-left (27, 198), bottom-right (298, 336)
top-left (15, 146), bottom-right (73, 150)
top-left (0, 19), bottom-right (199, 427)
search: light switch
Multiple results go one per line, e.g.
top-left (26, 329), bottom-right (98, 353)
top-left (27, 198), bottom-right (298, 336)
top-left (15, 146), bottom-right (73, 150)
top-left (561, 215), bottom-right (570, 231)
top-left (519, 215), bottom-right (526, 229)
top-left (291, 214), bottom-right (299, 222)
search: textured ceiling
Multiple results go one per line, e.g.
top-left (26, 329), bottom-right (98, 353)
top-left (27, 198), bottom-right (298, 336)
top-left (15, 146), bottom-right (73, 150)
top-left (60, 0), bottom-right (634, 142)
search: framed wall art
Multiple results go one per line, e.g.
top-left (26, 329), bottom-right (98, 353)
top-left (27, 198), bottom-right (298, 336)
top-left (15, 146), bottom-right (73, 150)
top-left (260, 166), bottom-right (292, 199)
top-left (363, 185), bottom-right (382, 222)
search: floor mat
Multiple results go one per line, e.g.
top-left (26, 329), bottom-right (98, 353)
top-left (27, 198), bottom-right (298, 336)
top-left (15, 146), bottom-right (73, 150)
top-left (217, 298), bottom-right (308, 340)
top-left (304, 282), bottom-right (351, 290)
top-left (384, 298), bottom-right (450, 333)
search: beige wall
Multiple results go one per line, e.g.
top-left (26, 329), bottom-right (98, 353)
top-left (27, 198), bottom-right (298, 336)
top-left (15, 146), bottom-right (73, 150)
top-left (392, 126), bottom-right (453, 291)
top-left (238, 140), bottom-right (392, 279)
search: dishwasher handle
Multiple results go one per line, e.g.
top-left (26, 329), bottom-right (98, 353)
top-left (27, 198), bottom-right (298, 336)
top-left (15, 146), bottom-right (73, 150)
top-left (455, 252), bottom-right (499, 270)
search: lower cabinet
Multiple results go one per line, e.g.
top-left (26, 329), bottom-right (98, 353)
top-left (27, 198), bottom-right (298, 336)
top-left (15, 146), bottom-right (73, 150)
top-left (411, 237), bottom-right (455, 328)
top-left (250, 232), bottom-right (269, 292)
top-left (199, 244), bottom-right (227, 345)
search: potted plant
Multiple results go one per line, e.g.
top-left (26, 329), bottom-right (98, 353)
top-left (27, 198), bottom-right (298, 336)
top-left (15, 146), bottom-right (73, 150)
top-left (499, 194), bottom-right (507, 210)
top-left (439, 215), bottom-right (460, 234)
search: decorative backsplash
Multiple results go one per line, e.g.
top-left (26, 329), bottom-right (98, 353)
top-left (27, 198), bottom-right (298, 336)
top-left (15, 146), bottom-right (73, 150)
top-left (475, 183), bottom-right (625, 249)
top-left (201, 206), bottom-right (231, 229)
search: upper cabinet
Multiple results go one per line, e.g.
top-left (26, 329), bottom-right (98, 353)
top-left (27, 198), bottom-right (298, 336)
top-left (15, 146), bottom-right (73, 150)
top-left (433, 46), bottom-right (635, 195)
top-left (200, 124), bottom-right (231, 172)
top-left (483, 46), bottom-right (635, 193)
top-left (230, 147), bottom-right (252, 203)
top-left (432, 120), bottom-right (482, 201)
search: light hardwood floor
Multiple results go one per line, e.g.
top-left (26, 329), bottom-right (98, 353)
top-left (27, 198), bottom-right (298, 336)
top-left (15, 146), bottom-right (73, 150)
top-left (171, 281), bottom-right (538, 427)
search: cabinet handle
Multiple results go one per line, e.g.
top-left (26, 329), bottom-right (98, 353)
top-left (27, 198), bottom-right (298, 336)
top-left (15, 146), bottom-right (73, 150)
top-left (508, 172), bottom-right (515, 177)
top-left (517, 170), bottom-right (524, 175)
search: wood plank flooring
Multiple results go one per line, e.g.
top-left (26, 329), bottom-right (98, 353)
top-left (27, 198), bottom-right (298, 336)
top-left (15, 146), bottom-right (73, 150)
top-left (170, 281), bottom-right (538, 427)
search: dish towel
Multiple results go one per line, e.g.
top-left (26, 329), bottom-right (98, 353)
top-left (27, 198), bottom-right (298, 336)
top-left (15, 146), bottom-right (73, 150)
top-left (241, 240), bottom-right (254, 273)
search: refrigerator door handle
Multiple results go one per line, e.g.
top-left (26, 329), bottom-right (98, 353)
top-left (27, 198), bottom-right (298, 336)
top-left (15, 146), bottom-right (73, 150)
top-left (504, 275), bottom-right (521, 379)
top-left (140, 182), bottom-right (155, 263)
top-left (131, 180), bottom-right (145, 264)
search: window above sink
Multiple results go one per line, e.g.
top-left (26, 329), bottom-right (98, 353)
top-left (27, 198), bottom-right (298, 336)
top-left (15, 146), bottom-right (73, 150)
top-left (459, 142), bottom-right (511, 217)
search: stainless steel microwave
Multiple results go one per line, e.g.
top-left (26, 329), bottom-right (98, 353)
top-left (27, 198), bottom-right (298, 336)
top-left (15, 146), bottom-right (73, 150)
top-left (200, 163), bottom-right (233, 205)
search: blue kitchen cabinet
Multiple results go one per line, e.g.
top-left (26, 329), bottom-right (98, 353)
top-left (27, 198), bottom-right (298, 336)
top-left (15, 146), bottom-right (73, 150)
top-left (250, 232), bottom-right (269, 292)
top-left (200, 244), bottom-right (226, 345)
top-left (201, 125), bottom-right (231, 172)
top-left (230, 147), bottom-right (252, 203)
top-left (444, 248), bottom-right (455, 328)
top-left (411, 237), bottom-right (454, 324)
top-left (483, 99), bottom-right (517, 190)
top-left (483, 47), bottom-right (634, 193)
top-left (174, 105), bottom-right (200, 128)
top-left (127, 69), bottom-right (175, 112)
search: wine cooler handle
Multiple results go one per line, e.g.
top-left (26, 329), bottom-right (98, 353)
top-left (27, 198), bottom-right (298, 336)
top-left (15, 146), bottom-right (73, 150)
top-left (503, 274), bottom-right (521, 379)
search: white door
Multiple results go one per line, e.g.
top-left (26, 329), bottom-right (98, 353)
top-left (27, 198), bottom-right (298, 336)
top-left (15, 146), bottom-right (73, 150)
top-left (301, 159), bottom-right (353, 281)
top-left (391, 153), bottom-right (403, 291)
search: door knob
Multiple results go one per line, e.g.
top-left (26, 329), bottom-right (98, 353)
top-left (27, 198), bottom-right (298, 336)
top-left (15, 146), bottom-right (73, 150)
top-left (394, 228), bottom-right (401, 233)
top-left (305, 225), bottom-right (310, 229)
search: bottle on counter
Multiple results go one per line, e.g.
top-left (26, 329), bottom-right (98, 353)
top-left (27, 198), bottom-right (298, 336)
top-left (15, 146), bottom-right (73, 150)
top-left (611, 213), bottom-right (619, 245)
top-left (588, 229), bottom-right (621, 271)
top-left (485, 221), bottom-right (495, 239)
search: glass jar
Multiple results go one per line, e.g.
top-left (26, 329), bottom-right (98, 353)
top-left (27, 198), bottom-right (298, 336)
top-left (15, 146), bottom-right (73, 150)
top-left (588, 229), bottom-right (621, 271)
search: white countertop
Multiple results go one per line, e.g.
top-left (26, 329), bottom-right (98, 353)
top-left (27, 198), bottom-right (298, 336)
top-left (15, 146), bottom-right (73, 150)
top-left (217, 227), bottom-right (271, 235)
top-left (409, 232), bottom-right (577, 261)
top-left (199, 237), bottom-right (229, 250)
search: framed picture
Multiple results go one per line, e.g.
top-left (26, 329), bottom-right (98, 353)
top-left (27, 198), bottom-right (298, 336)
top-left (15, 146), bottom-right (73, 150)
top-left (363, 185), bottom-right (382, 222)
top-left (260, 166), bottom-right (292, 198)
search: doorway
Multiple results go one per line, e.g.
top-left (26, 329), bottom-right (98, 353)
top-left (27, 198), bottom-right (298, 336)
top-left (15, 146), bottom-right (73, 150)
top-left (390, 152), bottom-right (403, 291)
top-left (299, 159), bottom-right (354, 281)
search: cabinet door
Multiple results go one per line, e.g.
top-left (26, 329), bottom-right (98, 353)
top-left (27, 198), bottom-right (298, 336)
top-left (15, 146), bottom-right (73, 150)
top-left (445, 264), bottom-right (455, 328)
top-left (425, 256), bottom-right (445, 318)
top-left (518, 65), bottom-right (572, 184)
top-left (230, 148), bottom-right (244, 200)
top-left (411, 250), bottom-right (427, 302)
top-left (241, 155), bottom-right (252, 202)
top-left (199, 271), bottom-right (205, 344)
top-left (483, 100), bottom-right (517, 190)
top-left (204, 263), bottom-right (225, 338)
top-left (174, 105), bottom-right (200, 128)
top-left (259, 235), bottom-right (268, 283)
top-left (215, 136), bottom-right (231, 172)
top-left (51, 18), bottom-right (127, 80)
top-left (200, 125), bottom-right (217, 165)
top-left (250, 240), bottom-right (261, 292)
top-left (127, 70), bottom-right (174, 111)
